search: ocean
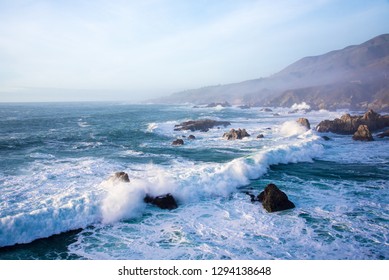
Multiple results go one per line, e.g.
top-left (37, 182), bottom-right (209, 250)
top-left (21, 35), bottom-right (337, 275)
top-left (0, 102), bottom-right (388, 260)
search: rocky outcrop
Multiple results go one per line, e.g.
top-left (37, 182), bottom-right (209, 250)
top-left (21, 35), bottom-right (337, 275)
top-left (206, 102), bottom-right (231, 108)
top-left (352, 125), bottom-right (374, 141)
top-left (377, 129), bottom-right (389, 138)
top-left (174, 119), bottom-right (231, 132)
top-left (316, 110), bottom-right (389, 134)
top-left (144, 194), bottom-right (178, 210)
top-left (188, 135), bottom-right (196, 140)
top-left (257, 134), bottom-right (264, 139)
top-left (112, 172), bottom-right (130, 183)
top-left (297, 118), bottom-right (311, 130)
top-left (223, 128), bottom-right (250, 140)
top-left (257, 184), bottom-right (295, 212)
top-left (172, 139), bottom-right (184, 146)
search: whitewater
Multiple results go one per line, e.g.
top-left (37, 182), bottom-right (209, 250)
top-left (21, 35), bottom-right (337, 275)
top-left (0, 103), bottom-right (388, 259)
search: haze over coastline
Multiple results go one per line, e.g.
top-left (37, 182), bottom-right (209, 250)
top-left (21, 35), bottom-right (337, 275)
top-left (1, 0), bottom-right (389, 103)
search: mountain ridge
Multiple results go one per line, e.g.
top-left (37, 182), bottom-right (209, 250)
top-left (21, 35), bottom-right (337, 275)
top-left (152, 34), bottom-right (389, 111)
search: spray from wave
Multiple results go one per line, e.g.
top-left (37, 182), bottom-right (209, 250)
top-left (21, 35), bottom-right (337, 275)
top-left (0, 121), bottom-right (322, 248)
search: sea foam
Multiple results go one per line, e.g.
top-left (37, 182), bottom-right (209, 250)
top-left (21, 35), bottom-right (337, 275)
top-left (0, 111), bottom-right (323, 248)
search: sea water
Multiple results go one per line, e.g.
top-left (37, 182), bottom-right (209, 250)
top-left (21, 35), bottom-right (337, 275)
top-left (0, 103), bottom-right (388, 259)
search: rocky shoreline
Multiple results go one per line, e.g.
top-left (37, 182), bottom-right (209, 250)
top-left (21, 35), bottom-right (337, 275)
top-left (111, 109), bottom-right (388, 214)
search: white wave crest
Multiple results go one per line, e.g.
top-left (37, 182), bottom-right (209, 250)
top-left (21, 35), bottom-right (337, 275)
top-left (279, 120), bottom-right (309, 137)
top-left (0, 134), bottom-right (322, 247)
top-left (291, 102), bottom-right (310, 110)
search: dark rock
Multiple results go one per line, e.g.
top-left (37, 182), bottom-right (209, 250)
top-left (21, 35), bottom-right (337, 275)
top-left (273, 113), bottom-right (280, 116)
top-left (352, 125), bottom-right (374, 141)
top-left (296, 118), bottom-right (311, 130)
top-left (245, 192), bottom-right (258, 202)
top-left (113, 172), bottom-right (130, 182)
top-left (377, 129), bottom-right (389, 138)
top-left (257, 134), bottom-right (264, 139)
top-left (316, 109), bottom-right (389, 134)
top-left (223, 128), bottom-right (250, 140)
top-left (172, 139), bottom-right (184, 146)
top-left (322, 136), bottom-right (331, 141)
top-left (261, 108), bottom-right (273, 112)
top-left (288, 109), bottom-right (299, 114)
top-left (144, 193), bottom-right (178, 210)
top-left (174, 119), bottom-right (231, 132)
top-left (188, 135), bottom-right (196, 140)
top-left (257, 184), bottom-right (295, 212)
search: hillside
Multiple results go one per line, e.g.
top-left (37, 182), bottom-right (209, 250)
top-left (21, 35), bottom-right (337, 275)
top-left (153, 34), bottom-right (389, 111)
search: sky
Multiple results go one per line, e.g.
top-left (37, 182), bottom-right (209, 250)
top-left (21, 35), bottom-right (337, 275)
top-left (0, 0), bottom-right (389, 102)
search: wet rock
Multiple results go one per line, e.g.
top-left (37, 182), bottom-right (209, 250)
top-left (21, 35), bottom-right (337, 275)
top-left (174, 119), bottom-right (231, 132)
top-left (245, 192), bottom-right (258, 202)
top-left (188, 135), bottom-right (196, 140)
top-left (322, 136), bottom-right (331, 141)
top-left (352, 125), bottom-right (374, 141)
top-left (296, 118), bottom-right (311, 130)
top-left (172, 139), bottom-right (184, 146)
top-left (257, 134), bottom-right (264, 139)
top-left (257, 184), bottom-right (295, 212)
top-left (377, 129), bottom-right (389, 138)
top-left (223, 128), bottom-right (250, 140)
top-left (144, 193), bottom-right (178, 210)
top-left (316, 109), bottom-right (389, 134)
top-left (112, 172), bottom-right (130, 183)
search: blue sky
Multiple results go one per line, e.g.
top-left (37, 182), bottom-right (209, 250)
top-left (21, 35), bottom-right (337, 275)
top-left (0, 0), bottom-right (389, 102)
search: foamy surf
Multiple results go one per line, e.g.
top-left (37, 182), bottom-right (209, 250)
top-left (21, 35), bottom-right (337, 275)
top-left (0, 129), bottom-right (321, 247)
top-left (1, 103), bottom-right (387, 260)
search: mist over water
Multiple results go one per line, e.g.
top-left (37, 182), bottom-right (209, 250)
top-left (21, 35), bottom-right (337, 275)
top-left (0, 103), bottom-right (388, 259)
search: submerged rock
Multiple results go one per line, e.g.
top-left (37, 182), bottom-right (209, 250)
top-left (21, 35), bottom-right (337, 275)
top-left (322, 136), bottom-right (331, 141)
top-left (172, 139), bottom-right (184, 146)
top-left (188, 135), bottom-right (196, 140)
top-left (223, 128), bottom-right (250, 140)
top-left (174, 119), bottom-right (231, 132)
top-left (316, 109), bottom-right (389, 134)
top-left (257, 184), bottom-right (295, 212)
top-left (296, 118), bottom-right (311, 130)
top-left (206, 101), bottom-right (231, 108)
top-left (352, 125), bottom-right (374, 141)
top-left (144, 194), bottom-right (178, 210)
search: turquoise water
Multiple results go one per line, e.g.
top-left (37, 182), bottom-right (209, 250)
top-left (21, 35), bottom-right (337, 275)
top-left (0, 103), bottom-right (388, 259)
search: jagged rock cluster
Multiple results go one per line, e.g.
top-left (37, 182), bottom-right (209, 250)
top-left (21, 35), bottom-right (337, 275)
top-left (223, 128), bottom-right (250, 140)
top-left (316, 109), bottom-right (389, 141)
